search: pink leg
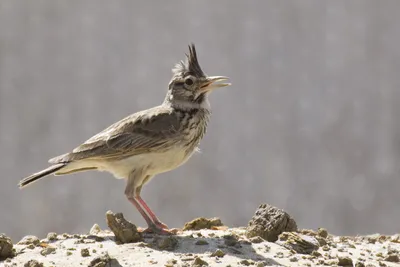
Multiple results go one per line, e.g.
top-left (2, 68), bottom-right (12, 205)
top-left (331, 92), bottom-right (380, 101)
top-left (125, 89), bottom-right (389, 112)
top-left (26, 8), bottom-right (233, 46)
top-left (136, 196), bottom-right (168, 229)
top-left (128, 197), bottom-right (170, 235)
top-left (127, 197), bottom-right (155, 227)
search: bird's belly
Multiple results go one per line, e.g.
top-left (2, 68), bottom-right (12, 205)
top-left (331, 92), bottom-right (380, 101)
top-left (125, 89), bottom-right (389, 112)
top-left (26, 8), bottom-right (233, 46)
top-left (99, 148), bottom-right (195, 179)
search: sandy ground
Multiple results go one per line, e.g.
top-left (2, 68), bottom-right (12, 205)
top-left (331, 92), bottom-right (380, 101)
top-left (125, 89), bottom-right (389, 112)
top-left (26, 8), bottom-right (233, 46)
top-left (1, 207), bottom-right (400, 267)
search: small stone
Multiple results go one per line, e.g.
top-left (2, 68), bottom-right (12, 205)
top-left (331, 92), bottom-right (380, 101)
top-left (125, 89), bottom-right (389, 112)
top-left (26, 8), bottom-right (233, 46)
top-left (0, 234), bottom-right (14, 260)
top-left (390, 234), bottom-right (400, 243)
top-left (165, 259), bottom-right (177, 266)
top-left (90, 224), bottom-right (102, 235)
top-left (192, 257), bottom-right (208, 266)
top-left (322, 245), bottom-right (330, 251)
top-left (24, 259), bottom-right (44, 267)
top-left (311, 250), bottom-right (322, 257)
top-left (338, 256), bottom-right (353, 266)
top-left (317, 228), bottom-right (328, 238)
top-left (88, 253), bottom-right (116, 267)
top-left (92, 249), bottom-right (97, 253)
top-left (379, 261), bottom-right (387, 267)
top-left (223, 235), bottom-right (238, 246)
top-left (289, 256), bottom-right (298, 262)
top-left (153, 236), bottom-right (178, 251)
top-left (47, 232), bottom-right (57, 241)
top-left (86, 235), bottom-right (105, 242)
top-left (62, 233), bottom-right (71, 239)
top-left (245, 203), bottom-right (298, 242)
top-left (40, 246), bottom-right (56, 256)
top-left (355, 261), bottom-right (365, 267)
top-left (256, 262), bottom-right (265, 267)
top-left (183, 217), bottom-right (223, 231)
top-left (211, 249), bottom-right (225, 257)
top-left (66, 251), bottom-right (73, 256)
top-left (249, 236), bottom-right (265, 243)
top-left (325, 259), bottom-right (338, 266)
top-left (384, 254), bottom-right (399, 262)
top-left (277, 232), bottom-right (319, 254)
top-left (106, 210), bottom-right (142, 244)
top-left (18, 235), bottom-right (40, 246)
top-left (81, 248), bottom-right (90, 257)
top-left (240, 259), bottom-right (251, 266)
top-left (195, 239), bottom-right (209, 245)
top-left (27, 244), bottom-right (35, 249)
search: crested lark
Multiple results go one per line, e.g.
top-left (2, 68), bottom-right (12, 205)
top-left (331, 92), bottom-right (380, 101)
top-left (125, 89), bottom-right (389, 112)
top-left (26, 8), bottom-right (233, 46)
top-left (18, 44), bottom-right (231, 234)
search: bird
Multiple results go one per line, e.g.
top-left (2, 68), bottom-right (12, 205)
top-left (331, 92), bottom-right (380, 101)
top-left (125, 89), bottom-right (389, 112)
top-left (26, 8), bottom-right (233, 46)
top-left (18, 44), bottom-right (231, 234)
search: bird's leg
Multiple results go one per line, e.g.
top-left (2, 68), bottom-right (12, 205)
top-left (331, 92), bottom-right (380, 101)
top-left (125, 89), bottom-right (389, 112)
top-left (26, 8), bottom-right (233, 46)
top-left (125, 174), bottom-right (170, 235)
top-left (135, 195), bottom-right (168, 229)
top-left (126, 197), bottom-right (156, 228)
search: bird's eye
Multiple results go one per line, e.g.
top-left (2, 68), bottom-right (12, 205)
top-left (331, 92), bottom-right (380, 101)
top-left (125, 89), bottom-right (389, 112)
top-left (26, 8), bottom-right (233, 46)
top-left (185, 78), bottom-right (194, 86)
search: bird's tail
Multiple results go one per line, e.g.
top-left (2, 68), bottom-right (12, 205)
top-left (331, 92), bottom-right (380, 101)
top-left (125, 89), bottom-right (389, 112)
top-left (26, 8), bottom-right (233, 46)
top-left (18, 163), bottom-right (66, 188)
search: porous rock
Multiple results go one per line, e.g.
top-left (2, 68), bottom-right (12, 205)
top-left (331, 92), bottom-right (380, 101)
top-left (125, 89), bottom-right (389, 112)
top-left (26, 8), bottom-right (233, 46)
top-left (276, 232), bottom-right (319, 254)
top-left (183, 217), bottom-right (223, 231)
top-left (17, 235), bottom-right (40, 246)
top-left (24, 259), bottom-right (44, 267)
top-left (106, 210), bottom-right (142, 244)
top-left (88, 252), bottom-right (120, 267)
top-left (0, 233), bottom-right (14, 260)
top-left (245, 203), bottom-right (298, 242)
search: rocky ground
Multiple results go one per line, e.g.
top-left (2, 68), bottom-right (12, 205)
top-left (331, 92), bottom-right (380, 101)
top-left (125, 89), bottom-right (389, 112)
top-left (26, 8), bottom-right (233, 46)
top-left (1, 204), bottom-right (400, 267)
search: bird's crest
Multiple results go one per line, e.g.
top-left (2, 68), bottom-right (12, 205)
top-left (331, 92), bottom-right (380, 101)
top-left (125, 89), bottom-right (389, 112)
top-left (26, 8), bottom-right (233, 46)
top-left (172, 43), bottom-right (205, 77)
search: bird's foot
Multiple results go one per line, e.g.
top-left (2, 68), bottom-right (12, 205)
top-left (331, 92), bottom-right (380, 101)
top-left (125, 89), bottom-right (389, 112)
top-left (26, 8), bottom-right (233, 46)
top-left (141, 226), bottom-right (172, 235)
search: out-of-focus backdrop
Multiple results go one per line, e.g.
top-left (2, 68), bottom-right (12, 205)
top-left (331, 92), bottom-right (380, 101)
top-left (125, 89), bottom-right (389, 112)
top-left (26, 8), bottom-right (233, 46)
top-left (1, 1), bottom-right (400, 241)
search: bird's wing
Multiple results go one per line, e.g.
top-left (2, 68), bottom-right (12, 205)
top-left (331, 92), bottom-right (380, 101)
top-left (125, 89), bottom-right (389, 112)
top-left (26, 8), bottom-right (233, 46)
top-left (49, 106), bottom-right (181, 163)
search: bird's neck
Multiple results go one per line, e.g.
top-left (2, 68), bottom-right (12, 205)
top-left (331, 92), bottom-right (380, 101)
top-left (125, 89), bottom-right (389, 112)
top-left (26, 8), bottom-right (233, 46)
top-left (163, 93), bottom-right (211, 112)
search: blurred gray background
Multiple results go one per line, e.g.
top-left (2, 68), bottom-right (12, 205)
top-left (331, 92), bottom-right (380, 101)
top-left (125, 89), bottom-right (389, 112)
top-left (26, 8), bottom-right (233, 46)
top-left (1, 0), bottom-right (400, 241)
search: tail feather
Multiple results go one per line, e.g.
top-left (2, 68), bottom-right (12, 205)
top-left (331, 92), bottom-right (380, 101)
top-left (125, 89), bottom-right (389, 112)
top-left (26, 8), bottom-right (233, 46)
top-left (18, 163), bottom-right (66, 188)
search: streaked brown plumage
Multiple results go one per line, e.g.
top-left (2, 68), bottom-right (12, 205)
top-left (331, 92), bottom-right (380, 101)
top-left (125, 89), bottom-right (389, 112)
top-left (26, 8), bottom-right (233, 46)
top-left (18, 44), bottom-right (230, 234)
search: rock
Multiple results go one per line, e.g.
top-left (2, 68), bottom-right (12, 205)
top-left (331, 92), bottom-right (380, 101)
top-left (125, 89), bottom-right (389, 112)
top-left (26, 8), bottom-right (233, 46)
top-left (240, 259), bottom-right (252, 266)
top-left (88, 253), bottom-right (119, 267)
top-left (223, 234), bottom-right (238, 246)
top-left (24, 259), bottom-right (44, 267)
top-left (338, 256), bottom-right (353, 266)
top-left (276, 232), bottom-right (319, 254)
top-left (195, 239), bottom-right (208, 245)
top-left (40, 246), bottom-right (56, 256)
top-left (355, 261), bottom-right (366, 267)
top-left (384, 253), bottom-right (399, 262)
top-left (165, 259), bottom-right (177, 266)
top-left (245, 204), bottom-right (298, 242)
top-left (192, 257), bottom-right (208, 266)
top-left (17, 235), bottom-right (40, 246)
top-left (46, 232), bottom-right (58, 241)
top-left (211, 249), bottom-right (225, 257)
top-left (90, 224), bottom-right (102, 235)
top-left (0, 233), bottom-right (14, 260)
top-left (183, 217), bottom-right (223, 231)
top-left (249, 236), bottom-right (265, 243)
top-left (153, 236), bottom-right (178, 251)
top-left (317, 228), bottom-right (328, 238)
top-left (105, 210), bottom-right (142, 244)
top-left (81, 248), bottom-right (90, 257)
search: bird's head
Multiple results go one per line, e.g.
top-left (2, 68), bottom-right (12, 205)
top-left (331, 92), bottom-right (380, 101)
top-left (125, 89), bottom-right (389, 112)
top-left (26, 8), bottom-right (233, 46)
top-left (165, 44), bottom-right (230, 108)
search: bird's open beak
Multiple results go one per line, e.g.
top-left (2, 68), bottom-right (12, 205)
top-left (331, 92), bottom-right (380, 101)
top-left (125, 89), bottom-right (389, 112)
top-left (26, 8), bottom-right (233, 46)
top-left (200, 76), bottom-right (231, 93)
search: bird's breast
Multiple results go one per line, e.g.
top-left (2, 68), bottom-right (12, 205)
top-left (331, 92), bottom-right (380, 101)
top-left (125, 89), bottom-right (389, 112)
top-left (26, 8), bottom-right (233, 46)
top-left (99, 146), bottom-right (196, 179)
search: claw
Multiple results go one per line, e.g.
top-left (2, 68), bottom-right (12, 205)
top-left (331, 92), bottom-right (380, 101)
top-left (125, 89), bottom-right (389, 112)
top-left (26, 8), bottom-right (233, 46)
top-left (141, 226), bottom-right (172, 235)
